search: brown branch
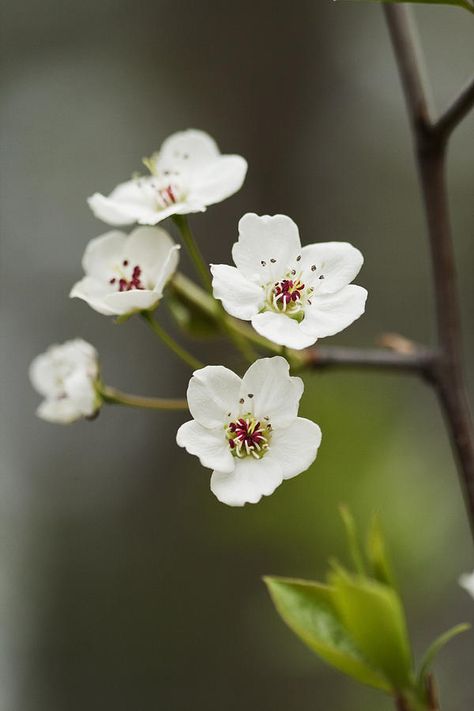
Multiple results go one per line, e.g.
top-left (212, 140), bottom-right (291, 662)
top-left (434, 76), bottom-right (474, 142)
top-left (384, 4), bottom-right (474, 538)
top-left (395, 695), bottom-right (411, 711)
top-left (303, 345), bottom-right (437, 379)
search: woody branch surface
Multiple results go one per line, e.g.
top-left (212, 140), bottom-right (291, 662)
top-left (383, 3), bottom-right (474, 536)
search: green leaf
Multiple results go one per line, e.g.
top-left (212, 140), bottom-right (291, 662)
top-left (342, 0), bottom-right (474, 15)
top-left (366, 515), bottom-right (396, 588)
top-left (264, 576), bottom-right (391, 691)
top-left (166, 292), bottom-right (219, 338)
top-left (329, 572), bottom-right (413, 689)
top-left (417, 623), bottom-right (470, 688)
top-left (339, 505), bottom-right (366, 575)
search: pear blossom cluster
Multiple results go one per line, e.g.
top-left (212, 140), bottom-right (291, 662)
top-left (30, 128), bottom-right (367, 506)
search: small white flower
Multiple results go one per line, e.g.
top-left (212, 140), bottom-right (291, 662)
top-left (88, 129), bottom-right (248, 226)
top-left (176, 356), bottom-right (322, 506)
top-left (29, 339), bottom-right (100, 424)
top-left (459, 570), bottom-right (474, 599)
top-left (211, 213), bottom-right (368, 350)
top-left (70, 226), bottom-right (179, 316)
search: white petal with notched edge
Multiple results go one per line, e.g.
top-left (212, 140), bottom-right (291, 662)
top-left (88, 129), bottom-right (247, 226)
top-left (176, 421), bottom-right (235, 474)
top-left (176, 356), bottom-right (322, 506)
top-left (212, 213), bottom-right (367, 350)
top-left (70, 225), bottom-right (179, 317)
top-left (210, 264), bottom-right (263, 320)
top-left (186, 365), bottom-right (242, 429)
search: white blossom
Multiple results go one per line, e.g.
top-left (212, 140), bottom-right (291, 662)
top-left (29, 339), bottom-right (100, 424)
top-left (211, 213), bottom-right (367, 350)
top-left (70, 226), bottom-right (179, 316)
top-left (88, 129), bottom-right (247, 226)
top-left (459, 570), bottom-right (474, 599)
top-left (176, 356), bottom-right (321, 506)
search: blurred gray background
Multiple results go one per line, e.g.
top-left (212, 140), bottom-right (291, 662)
top-left (1, 1), bottom-right (474, 709)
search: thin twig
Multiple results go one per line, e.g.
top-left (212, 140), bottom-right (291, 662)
top-left (434, 76), bottom-right (474, 141)
top-left (141, 310), bottom-right (203, 370)
top-left (101, 385), bottom-right (188, 411)
top-left (395, 695), bottom-right (411, 711)
top-left (384, 3), bottom-right (474, 538)
top-left (303, 345), bottom-right (437, 378)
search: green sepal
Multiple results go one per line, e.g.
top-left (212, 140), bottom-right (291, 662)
top-left (114, 308), bottom-right (143, 325)
top-left (264, 576), bottom-right (391, 691)
top-left (329, 571), bottom-right (413, 690)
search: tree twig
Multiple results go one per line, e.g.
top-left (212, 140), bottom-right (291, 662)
top-left (101, 385), bottom-right (188, 411)
top-left (383, 3), bottom-right (474, 538)
top-left (434, 76), bottom-right (474, 141)
top-left (303, 345), bottom-right (437, 378)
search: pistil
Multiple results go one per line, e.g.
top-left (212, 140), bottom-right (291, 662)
top-left (226, 415), bottom-right (271, 459)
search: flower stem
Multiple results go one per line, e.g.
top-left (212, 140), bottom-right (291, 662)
top-left (100, 385), bottom-right (188, 411)
top-left (172, 219), bottom-right (257, 363)
top-left (141, 310), bottom-right (203, 370)
top-left (173, 214), bottom-right (212, 291)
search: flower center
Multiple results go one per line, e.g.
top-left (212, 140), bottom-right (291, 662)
top-left (264, 273), bottom-right (314, 320)
top-left (226, 414), bottom-right (271, 459)
top-left (154, 182), bottom-right (182, 209)
top-left (109, 260), bottom-right (145, 292)
top-left (273, 278), bottom-right (305, 308)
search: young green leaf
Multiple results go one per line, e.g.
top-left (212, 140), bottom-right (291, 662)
top-left (329, 572), bottom-right (413, 690)
top-left (366, 514), bottom-right (396, 588)
top-left (339, 505), bottom-right (367, 576)
top-left (264, 576), bottom-right (391, 691)
top-left (417, 623), bottom-right (470, 689)
top-left (341, 1), bottom-right (474, 16)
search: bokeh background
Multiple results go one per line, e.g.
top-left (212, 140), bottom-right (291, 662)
top-left (1, 1), bottom-right (474, 709)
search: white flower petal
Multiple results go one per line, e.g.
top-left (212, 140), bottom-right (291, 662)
top-left (176, 420), bottom-right (235, 474)
top-left (30, 340), bottom-right (99, 424)
top-left (37, 399), bottom-right (83, 424)
top-left (190, 155), bottom-right (248, 206)
top-left (186, 365), bottom-right (242, 429)
top-left (88, 178), bottom-right (160, 226)
top-left (82, 231), bottom-right (127, 278)
top-left (126, 226), bottom-right (178, 269)
top-left (154, 244), bottom-right (180, 293)
top-left (459, 571), bottom-right (474, 598)
top-left (232, 213), bottom-right (301, 280)
top-left (239, 356), bottom-right (304, 427)
top-left (63, 370), bottom-right (97, 417)
top-left (267, 418), bottom-right (322, 480)
top-left (103, 289), bottom-right (161, 315)
top-left (29, 352), bottom-right (62, 399)
top-left (211, 264), bottom-right (263, 320)
top-left (251, 311), bottom-right (317, 350)
top-left (156, 129), bottom-right (220, 174)
top-left (70, 277), bottom-right (117, 316)
top-left (210, 455), bottom-right (283, 506)
top-left (300, 242), bottom-right (364, 294)
top-left (301, 285), bottom-right (368, 339)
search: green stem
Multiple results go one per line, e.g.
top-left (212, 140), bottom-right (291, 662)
top-left (141, 311), bottom-right (203, 370)
top-left (100, 385), bottom-right (188, 411)
top-left (173, 214), bottom-right (212, 291)
top-left (171, 272), bottom-right (300, 363)
top-left (172, 220), bottom-right (258, 363)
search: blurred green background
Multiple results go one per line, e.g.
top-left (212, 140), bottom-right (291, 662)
top-left (1, 1), bottom-right (474, 709)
